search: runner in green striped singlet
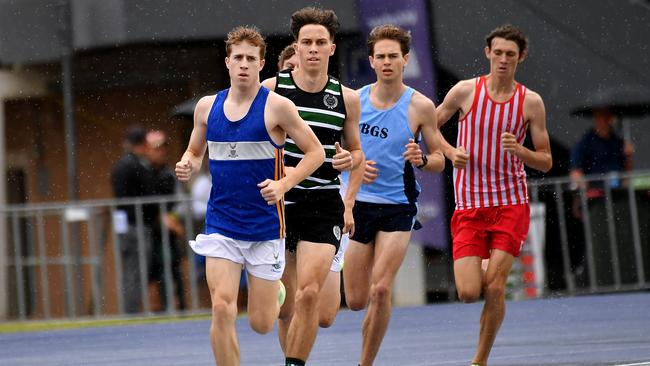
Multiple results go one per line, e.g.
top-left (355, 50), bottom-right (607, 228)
top-left (263, 7), bottom-right (364, 366)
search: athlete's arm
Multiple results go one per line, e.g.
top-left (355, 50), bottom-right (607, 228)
top-left (405, 93), bottom-right (444, 172)
top-left (338, 86), bottom-right (364, 172)
top-left (437, 79), bottom-right (473, 127)
top-left (342, 153), bottom-right (365, 236)
top-left (502, 91), bottom-right (552, 172)
top-left (175, 96), bottom-right (211, 182)
top-left (436, 80), bottom-right (473, 167)
top-left (262, 93), bottom-right (325, 203)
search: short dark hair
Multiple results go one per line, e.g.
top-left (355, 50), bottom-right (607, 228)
top-left (226, 26), bottom-right (266, 59)
top-left (277, 44), bottom-right (296, 69)
top-left (125, 124), bottom-right (146, 146)
top-left (291, 7), bottom-right (340, 41)
top-left (367, 24), bottom-right (411, 56)
top-left (485, 24), bottom-right (528, 56)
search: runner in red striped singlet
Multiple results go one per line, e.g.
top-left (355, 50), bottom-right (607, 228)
top-left (436, 24), bottom-right (552, 366)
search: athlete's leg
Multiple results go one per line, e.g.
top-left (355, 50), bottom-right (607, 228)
top-left (242, 238), bottom-right (285, 334)
top-left (278, 251), bottom-right (297, 353)
top-left (343, 239), bottom-right (374, 311)
top-left (472, 249), bottom-right (514, 365)
top-left (451, 207), bottom-right (487, 303)
top-left (318, 234), bottom-right (348, 327)
top-left (453, 256), bottom-right (483, 303)
top-left (359, 231), bottom-right (411, 366)
top-left (246, 273), bottom-right (283, 334)
top-left (285, 241), bottom-right (335, 362)
top-left (318, 270), bottom-right (341, 328)
top-left (206, 257), bottom-right (242, 366)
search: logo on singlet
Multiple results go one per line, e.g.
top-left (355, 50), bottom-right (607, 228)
top-left (323, 94), bottom-right (338, 109)
top-left (272, 249), bottom-right (282, 271)
top-left (360, 123), bottom-right (389, 139)
top-left (333, 226), bottom-right (341, 241)
top-left (227, 143), bottom-right (238, 158)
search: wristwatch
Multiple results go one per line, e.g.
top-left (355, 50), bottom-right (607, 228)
top-left (416, 153), bottom-right (428, 170)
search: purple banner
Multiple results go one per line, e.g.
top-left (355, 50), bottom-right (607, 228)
top-left (355, 0), bottom-right (448, 250)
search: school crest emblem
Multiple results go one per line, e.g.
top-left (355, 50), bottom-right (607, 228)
top-left (323, 94), bottom-right (338, 109)
top-left (227, 143), bottom-right (238, 158)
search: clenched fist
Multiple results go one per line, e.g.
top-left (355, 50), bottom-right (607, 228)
top-left (175, 160), bottom-right (193, 182)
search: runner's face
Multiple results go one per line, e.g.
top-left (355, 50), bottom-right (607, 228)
top-left (296, 24), bottom-right (335, 73)
top-left (485, 37), bottom-right (521, 78)
top-left (226, 41), bottom-right (265, 87)
top-left (369, 39), bottom-right (409, 82)
top-left (282, 53), bottom-right (299, 70)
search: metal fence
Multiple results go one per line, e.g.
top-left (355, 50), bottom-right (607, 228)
top-left (528, 170), bottom-right (650, 295)
top-left (1, 195), bottom-right (204, 320)
top-left (1, 170), bottom-right (650, 321)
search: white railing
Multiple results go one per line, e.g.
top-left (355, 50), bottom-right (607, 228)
top-left (527, 169), bottom-right (650, 295)
top-left (0, 195), bottom-right (204, 320)
top-left (2, 170), bottom-right (650, 320)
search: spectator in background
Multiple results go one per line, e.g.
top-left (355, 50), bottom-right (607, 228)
top-left (146, 130), bottom-right (187, 311)
top-left (111, 124), bottom-right (155, 314)
top-left (570, 107), bottom-right (634, 189)
top-left (568, 108), bottom-right (635, 288)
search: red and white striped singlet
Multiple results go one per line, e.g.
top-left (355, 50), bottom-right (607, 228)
top-left (454, 75), bottom-right (528, 210)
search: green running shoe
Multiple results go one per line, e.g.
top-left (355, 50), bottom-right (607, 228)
top-left (278, 281), bottom-right (286, 306)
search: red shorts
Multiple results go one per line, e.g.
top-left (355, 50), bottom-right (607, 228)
top-left (451, 203), bottom-right (530, 260)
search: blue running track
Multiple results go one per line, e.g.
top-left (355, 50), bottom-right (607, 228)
top-left (1, 293), bottom-right (649, 365)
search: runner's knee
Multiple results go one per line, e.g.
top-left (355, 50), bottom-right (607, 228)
top-left (457, 284), bottom-right (481, 303)
top-left (211, 298), bottom-right (237, 323)
top-left (319, 312), bottom-right (336, 328)
top-left (346, 292), bottom-right (368, 311)
top-left (483, 279), bottom-right (506, 300)
top-left (295, 283), bottom-right (320, 309)
top-left (249, 314), bottom-right (275, 334)
top-left (370, 283), bottom-right (391, 305)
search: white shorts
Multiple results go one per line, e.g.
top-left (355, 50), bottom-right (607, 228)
top-left (190, 232), bottom-right (285, 281)
top-left (330, 233), bottom-right (349, 272)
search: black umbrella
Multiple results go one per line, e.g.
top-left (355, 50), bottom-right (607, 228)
top-left (571, 84), bottom-right (650, 142)
top-left (571, 84), bottom-right (650, 118)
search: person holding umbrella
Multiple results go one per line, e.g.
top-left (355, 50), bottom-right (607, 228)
top-left (570, 107), bottom-right (634, 189)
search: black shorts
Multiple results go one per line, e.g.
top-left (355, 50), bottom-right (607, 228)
top-left (285, 197), bottom-right (344, 252)
top-left (350, 201), bottom-right (419, 244)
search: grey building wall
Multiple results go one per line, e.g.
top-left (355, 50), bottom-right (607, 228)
top-left (0, 0), bottom-right (358, 64)
top-left (2, 0), bottom-right (648, 167)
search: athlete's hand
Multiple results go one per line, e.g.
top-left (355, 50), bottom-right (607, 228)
top-left (451, 146), bottom-right (469, 169)
top-left (363, 160), bottom-right (379, 184)
top-left (343, 207), bottom-right (355, 236)
top-left (501, 132), bottom-right (520, 155)
top-left (175, 160), bottom-right (193, 182)
top-left (403, 138), bottom-right (424, 166)
top-left (332, 142), bottom-right (353, 171)
top-left (258, 179), bottom-right (286, 205)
